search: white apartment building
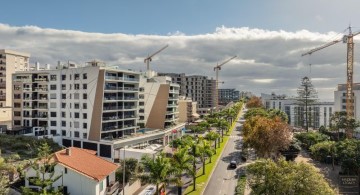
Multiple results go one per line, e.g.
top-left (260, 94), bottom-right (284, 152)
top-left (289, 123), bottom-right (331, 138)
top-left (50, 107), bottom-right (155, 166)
top-left (261, 93), bottom-right (334, 129)
top-left (12, 61), bottom-right (139, 159)
top-left (334, 83), bottom-right (360, 119)
top-left (0, 49), bottom-right (30, 123)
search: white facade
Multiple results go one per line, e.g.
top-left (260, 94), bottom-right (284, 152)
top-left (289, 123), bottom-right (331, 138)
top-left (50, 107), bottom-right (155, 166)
top-left (334, 83), bottom-right (360, 120)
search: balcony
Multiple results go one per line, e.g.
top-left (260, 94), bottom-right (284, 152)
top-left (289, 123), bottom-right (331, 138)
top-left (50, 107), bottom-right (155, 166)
top-left (0, 67), bottom-right (5, 71)
top-left (102, 116), bottom-right (123, 121)
top-left (123, 77), bottom-right (139, 82)
top-left (0, 82), bottom-right (5, 89)
top-left (34, 78), bottom-right (48, 82)
top-left (103, 106), bottom-right (122, 111)
top-left (0, 73), bottom-right (5, 77)
top-left (0, 94), bottom-right (5, 101)
top-left (105, 76), bottom-right (123, 80)
top-left (34, 87), bottom-right (48, 92)
top-left (124, 97), bottom-right (137, 100)
top-left (123, 105), bottom-right (136, 109)
top-left (106, 181), bottom-right (119, 195)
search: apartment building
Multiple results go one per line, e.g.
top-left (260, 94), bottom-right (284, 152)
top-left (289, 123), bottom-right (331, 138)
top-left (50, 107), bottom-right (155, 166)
top-left (139, 71), bottom-right (180, 129)
top-left (178, 96), bottom-right (199, 123)
top-left (261, 93), bottom-right (334, 129)
top-left (218, 88), bottom-right (240, 106)
top-left (0, 49), bottom-right (30, 123)
top-left (12, 62), bottom-right (139, 159)
top-left (334, 83), bottom-right (360, 119)
top-left (158, 73), bottom-right (216, 115)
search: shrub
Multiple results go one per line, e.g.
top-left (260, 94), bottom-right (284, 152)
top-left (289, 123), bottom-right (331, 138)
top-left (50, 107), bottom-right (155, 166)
top-left (295, 132), bottom-right (329, 149)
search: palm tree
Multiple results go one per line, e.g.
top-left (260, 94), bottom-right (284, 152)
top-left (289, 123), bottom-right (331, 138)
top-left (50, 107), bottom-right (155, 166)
top-left (198, 121), bottom-right (211, 132)
top-left (214, 118), bottom-right (229, 141)
top-left (170, 147), bottom-right (194, 195)
top-left (184, 136), bottom-right (201, 191)
top-left (205, 131), bottom-right (221, 153)
top-left (139, 153), bottom-right (172, 195)
top-left (198, 138), bottom-right (214, 175)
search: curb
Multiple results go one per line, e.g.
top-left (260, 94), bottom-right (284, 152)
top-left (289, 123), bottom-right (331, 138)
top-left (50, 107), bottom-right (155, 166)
top-left (200, 108), bottom-right (243, 195)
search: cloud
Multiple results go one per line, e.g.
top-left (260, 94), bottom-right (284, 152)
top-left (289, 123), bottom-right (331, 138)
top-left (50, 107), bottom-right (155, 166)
top-left (0, 23), bottom-right (354, 101)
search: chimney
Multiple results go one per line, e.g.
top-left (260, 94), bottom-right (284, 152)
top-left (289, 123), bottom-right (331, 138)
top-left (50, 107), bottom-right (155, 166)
top-left (66, 148), bottom-right (71, 156)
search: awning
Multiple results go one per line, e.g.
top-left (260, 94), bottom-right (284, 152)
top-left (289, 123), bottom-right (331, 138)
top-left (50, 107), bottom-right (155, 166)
top-left (192, 113), bottom-right (200, 118)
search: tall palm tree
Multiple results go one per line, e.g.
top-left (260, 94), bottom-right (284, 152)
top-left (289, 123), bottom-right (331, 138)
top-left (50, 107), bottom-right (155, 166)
top-left (205, 131), bottom-right (221, 153)
top-left (198, 121), bottom-right (211, 132)
top-left (139, 153), bottom-right (171, 195)
top-left (170, 147), bottom-right (194, 195)
top-left (185, 136), bottom-right (200, 191)
top-left (198, 138), bottom-right (214, 175)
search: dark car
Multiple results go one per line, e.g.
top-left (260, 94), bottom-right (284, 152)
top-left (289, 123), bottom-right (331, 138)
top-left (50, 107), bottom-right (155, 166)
top-left (229, 160), bottom-right (237, 168)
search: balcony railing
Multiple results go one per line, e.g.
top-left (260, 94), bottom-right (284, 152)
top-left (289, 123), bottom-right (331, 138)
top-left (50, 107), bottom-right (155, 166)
top-left (0, 83), bottom-right (5, 89)
top-left (103, 116), bottom-right (123, 121)
top-left (103, 106), bottom-right (122, 111)
top-left (0, 73), bottom-right (6, 77)
top-left (34, 78), bottom-right (48, 82)
top-left (106, 181), bottom-right (119, 195)
top-left (0, 94), bottom-right (5, 101)
top-left (124, 77), bottom-right (139, 82)
top-left (105, 76), bottom-right (123, 80)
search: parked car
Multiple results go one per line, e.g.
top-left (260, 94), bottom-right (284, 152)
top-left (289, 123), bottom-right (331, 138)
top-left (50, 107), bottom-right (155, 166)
top-left (229, 160), bottom-right (237, 168)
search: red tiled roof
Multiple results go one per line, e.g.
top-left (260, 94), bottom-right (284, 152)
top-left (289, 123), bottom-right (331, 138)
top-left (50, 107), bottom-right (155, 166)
top-left (54, 147), bottom-right (119, 181)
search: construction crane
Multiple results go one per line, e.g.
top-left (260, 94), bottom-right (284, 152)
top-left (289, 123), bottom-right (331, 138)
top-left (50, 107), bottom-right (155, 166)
top-left (214, 56), bottom-right (237, 111)
top-left (144, 45), bottom-right (169, 71)
top-left (301, 27), bottom-right (360, 119)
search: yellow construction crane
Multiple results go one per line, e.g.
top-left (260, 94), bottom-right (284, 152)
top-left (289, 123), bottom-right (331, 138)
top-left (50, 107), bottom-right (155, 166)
top-left (214, 55), bottom-right (237, 111)
top-left (301, 27), bottom-right (360, 118)
top-left (144, 45), bottom-right (169, 71)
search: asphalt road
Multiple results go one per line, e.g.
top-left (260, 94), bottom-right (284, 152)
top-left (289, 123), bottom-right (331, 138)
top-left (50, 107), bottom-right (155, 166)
top-left (203, 114), bottom-right (245, 195)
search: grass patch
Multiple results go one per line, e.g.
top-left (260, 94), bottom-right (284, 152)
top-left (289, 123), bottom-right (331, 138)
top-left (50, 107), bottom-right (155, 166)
top-left (235, 175), bottom-right (246, 195)
top-left (184, 109), bottom-right (243, 195)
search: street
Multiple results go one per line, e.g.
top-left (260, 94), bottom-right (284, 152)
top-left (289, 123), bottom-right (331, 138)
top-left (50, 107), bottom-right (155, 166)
top-left (203, 114), bottom-right (245, 195)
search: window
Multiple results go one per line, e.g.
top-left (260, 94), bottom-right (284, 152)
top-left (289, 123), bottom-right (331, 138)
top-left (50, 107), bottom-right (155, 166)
top-left (64, 168), bottom-right (67, 174)
top-left (74, 112), bottom-right (79, 118)
top-left (62, 103), bottom-right (66, 109)
top-left (83, 103), bottom-right (87, 109)
top-left (50, 121), bottom-right (57, 126)
top-left (74, 74), bottom-right (80, 80)
top-left (83, 94), bottom-right (87, 99)
top-left (50, 75), bottom-right (57, 81)
top-left (83, 113), bottom-right (87, 119)
top-left (74, 131), bottom-right (79, 138)
top-left (74, 122), bottom-right (79, 128)
top-left (50, 102), bottom-right (57, 108)
top-left (62, 121), bottom-right (66, 127)
top-left (62, 84), bottom-right (66, 90)
top-left (342, 99), bottom-right (346, 103)
top-left (62, 112), bottom-right (66, 117)
top-left (83, 123), bottom-right (87, 129)
top-left (50, 130), bottom-right (57, 135)
top-left (83, 73), bottom-right (87, 79)
top-left (62, 94), bottom-right (66, 99)
top-left (74, 84), bottom-right (80, 90)
top-left (83, 133), bottom-right (87, 139)
top-left (69, 74), bottom-right (72, 80)
top-left (74, 93), bottom-right (79, 99)
top-left (62, 130), bottom-right (66, 136)
top-left (82, 84), bottom-right (87, 90)
top-left (50, 85), bottom-right (57, 90)
top-left (50, 93), bottom-right (56, 99)
top-left (100, 181), bottom-right (103, 192)
top-left (50, 112), bottom-right (57, 117)
top-left (14, 120), bottom-right (21, 126)
top-left (62, 75), bottom-right (66, 80)
top-left (69, 84), bottom-right (72, 90)
top-left (74, 103), bottom-right (79, 109)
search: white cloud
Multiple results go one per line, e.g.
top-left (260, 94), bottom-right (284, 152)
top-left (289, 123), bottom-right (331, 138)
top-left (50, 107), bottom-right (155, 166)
top-left (0, 23), bottom-right (354, 101)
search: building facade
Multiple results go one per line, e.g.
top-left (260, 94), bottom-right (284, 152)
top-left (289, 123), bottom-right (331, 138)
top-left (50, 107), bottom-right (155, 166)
top-left (218, 88), bottom-right (240, 106)
top-left (178, 96), bottom-right (199, 123)
top-left (12, 62), bottom-right (139, 159)
top-left (0, 49), bottom-right (30, 123)
top-left (334, 83), bottom-right (360, 119)
top-left (158, 73), bottom-right (216, 113)
top-left (261, 93), bottom-right (334, 129)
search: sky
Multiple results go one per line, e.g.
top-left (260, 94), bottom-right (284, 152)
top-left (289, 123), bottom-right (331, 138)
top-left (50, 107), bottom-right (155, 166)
top-left (2, 0), bottom-right (360, 101)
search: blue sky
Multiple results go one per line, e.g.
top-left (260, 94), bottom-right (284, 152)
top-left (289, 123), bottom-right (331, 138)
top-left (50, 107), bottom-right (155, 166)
top-left (2, 0), bottom-right (360, 100)
top-left (3, 0), bottom-right (360, 35)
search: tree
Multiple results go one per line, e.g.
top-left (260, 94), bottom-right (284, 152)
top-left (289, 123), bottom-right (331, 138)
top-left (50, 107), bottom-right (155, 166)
top-left (169, 147), bottom-right (193, 195)
top-left (247, 158), bottom-right (336, 195)
top-left (296, 76), bottom-right (318, 132)
top-left (222, 108), bottom-right (237, 124)
top-left (242, 116), bottom-right (291, 158)
top-left (22, 142), bottom-right (63, 195)
top-left (268, 109), bottom-right (288, 123)
top-left (244, 108), bottom-right (268, 120)
top-left (198, 138), bottom-right (214, 175)
top-left (139, 153), bottom-right (171, 195)
top-left (198, 121), bottom-right (211, 132)
top-left (0, 157), bottom-right (10, 195)
top-left (294, 132), bottom-right (329, 149)
top-left (205, 131), bottom-right (221, 153)
top-left (246, 96), bottom-right (263, 108)
top-left (116, 158), bottom-right (139, 184)
top-left (335, 139), bottom-right (360, 175)
top-left (330, 111), bottom-right (360, 139)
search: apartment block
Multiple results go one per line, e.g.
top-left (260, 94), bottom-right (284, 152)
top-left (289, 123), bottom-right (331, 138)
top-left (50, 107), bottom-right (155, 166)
top-left (158, 73), bottom-right (216, 114)
top-left (178, 96), bottom-right (199, 123)
top-left (139, 71), bottom-right (180, 129)
top-left (334, 83), bottom-right (360, 119)
top-left (12, 62), bottom-right (139, 159)
top-left (261, 93), bottom-right (334, 129)
top-left (218, 88), bottom-right (240, 106)
top-left (0, 49), bottom-right (30, 123)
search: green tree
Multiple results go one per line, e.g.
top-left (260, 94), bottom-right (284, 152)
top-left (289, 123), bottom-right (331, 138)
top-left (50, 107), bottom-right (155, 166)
top-left (0, 157), bottom-right (10, 195)
top-left (246, 96), bottom-right (263, 108)
top-left (294, 132), bottom-right (329, 149)
top-left (198, 138), bottom-right (214, 175)
top-left (139, 153), bottom-right (171, 195)
top-left (335, 139), bottom-right (360, 175)
top-left (247, 158), bottom-right (335, 195)
top-left (268, 109), bottom-right (288, 123)
top-left (169, 147), bottom-right (193, 195)
top-left (22, 142), bottom-right (63, 195)
top-left (330, 111), bottom-right (360, 139)
top-left (198, 121), bottom-right (211, 132)
top-left (205, 131), bottom-right (221, 153)
top-left (116, 158), bottom-right (139, 184)
top-left (244, 108), bottom-right (268, 120)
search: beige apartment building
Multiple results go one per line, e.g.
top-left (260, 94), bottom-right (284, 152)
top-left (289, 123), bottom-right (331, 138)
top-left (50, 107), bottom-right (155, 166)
top-left (178, 96), bottom-right (199, 123)
top-left (0, 50), bottom-right (30, 124)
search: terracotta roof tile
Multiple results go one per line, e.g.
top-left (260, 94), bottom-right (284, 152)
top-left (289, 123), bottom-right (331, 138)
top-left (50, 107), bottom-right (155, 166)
top-left (54, 147), bottom-right (119, 181)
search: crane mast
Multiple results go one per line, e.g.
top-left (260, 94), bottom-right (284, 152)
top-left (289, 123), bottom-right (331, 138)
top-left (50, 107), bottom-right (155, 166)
top-left (301, 27), bottom-right (360, 120)
top-left (144, 45), bottom-right (169, 71)
top-left (214, 56), bottom-right (237, 111)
